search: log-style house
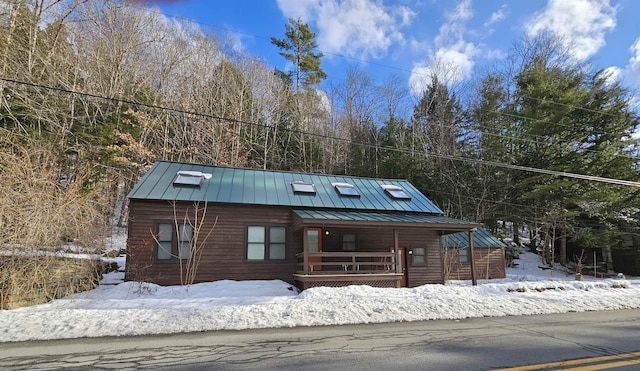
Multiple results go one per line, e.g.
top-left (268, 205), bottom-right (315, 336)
top-left (125, 161), bottom-right (490, 289)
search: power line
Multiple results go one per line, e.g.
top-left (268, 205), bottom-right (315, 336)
top-left (476, 126), bottom-right (640, 161)
top-left (142, 2), bottom-right (639, 120)
top-left (148, 5), bottom-right (640, 156)
top-left (496, 109), bottom-right (638, 139)
top-left (40, 0), bottom-right (635, 149)
top-left (521, 95), bottom-right (636, 118)
top-left (426, 188), bottom-right (540, 213)
top-left (2, 76), bottom-right (640, 188)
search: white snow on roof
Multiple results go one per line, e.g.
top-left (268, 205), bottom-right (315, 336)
top-left (177, 170), bottom-right (212, 179)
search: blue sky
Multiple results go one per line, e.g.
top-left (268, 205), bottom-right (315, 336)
top-left (153, 0), bottom-right (640, 99)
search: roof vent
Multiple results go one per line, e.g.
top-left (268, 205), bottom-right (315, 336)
top-left (381, 184), bottom-right (411, 200)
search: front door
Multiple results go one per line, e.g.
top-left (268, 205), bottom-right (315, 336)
top-left (391, 247), bottom-right (407, 287)
top-left (307, 228), bottom-right (322, 271)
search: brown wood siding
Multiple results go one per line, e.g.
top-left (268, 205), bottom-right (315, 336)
top-left (127, 200), bottom-right (456, 287)
top-left (444, 247), bottom-right (506, 281)
top-left (396, 228), bottom-right (443, 286)
top-left (125, 200), bottom-right (298, 286)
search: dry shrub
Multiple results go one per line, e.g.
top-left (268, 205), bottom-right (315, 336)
top-left (0, 256), bottom-right (104, 309)
top-left (0, 137), bottom-right (107, 249)
top-left (0, 132), bottom-right (108, 309)
top-left (443, 248), bottom-right (460, 281)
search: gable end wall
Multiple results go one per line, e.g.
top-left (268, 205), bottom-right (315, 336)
top-left (125, 200), bottom-right (298, 286)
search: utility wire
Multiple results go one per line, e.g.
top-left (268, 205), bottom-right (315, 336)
top-left (2, 76), bottom-right (640, 188)
top-left (476, 128), bottom-right (640, 161)
top-left (146, 2), bottom-right (639, 120)
top-left (149, 5), bottom-right (640, 154)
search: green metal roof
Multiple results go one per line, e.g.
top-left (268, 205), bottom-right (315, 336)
top-left (293, 209), bottom-right (480, 229)
top-left (442, 227), bottom-right (507, 248)
top-left (128, 161), bottom-right (444, 214)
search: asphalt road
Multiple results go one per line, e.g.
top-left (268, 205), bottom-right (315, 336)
top-left (1, 309), bottom-right (638, 370)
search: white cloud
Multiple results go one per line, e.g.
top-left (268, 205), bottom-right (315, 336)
top-left (629, 37), bottom-right (640, 77)
top-left (447, 0), bottom-right (473, 22)
top-left (409, 0), bottom-right (479, 95)
top-left (395, 5), bottom-right (415, 27)
top-left (434, 0), bottom-right (471, 46)
top-left (276, 0), bottom-right (319, 21)
top-left (625, 37), bottom-right (640, 109)
top-left (602, 66), bottom-right (622, 85)
top-left (220, 31), bottom-right (248, 54)
top-left (600, 37), bottom-right (640, 109)
top-left (484, 4), bottom-right (509, 28)
top-left (485, 48), bottom-right (508, 61)
top-left (409, 41), bottom-right (479, 95)
top-left (276, 0), bottom-right (415, 59)
top-left (525, 0), bottom-right (617, 62)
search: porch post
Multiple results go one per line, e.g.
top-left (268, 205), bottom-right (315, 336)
top-left (469, 228), bottom-right (477, 286)
top-left (393, 229), bottom-right (399, 273)
top-left (303, 227), bottom-right (309, 274)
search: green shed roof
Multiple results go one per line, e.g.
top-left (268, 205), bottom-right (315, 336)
top-left (128, 161), bottom-right (444, 214)
top-left (293, 209), bottom-right (479, 229)
top-left (442, 227), bottom-right (507, 248)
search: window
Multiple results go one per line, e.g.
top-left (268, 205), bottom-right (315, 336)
top-left (157, 224), bottom-right (173, 260)
top-left (247, 226), bottom-right (265, 259)
top-left (381, 184), bottom-right (411, 200)
top-left (307, 229), bottom-right (320, 252)
top-left (291, 181), bottom-right (316, 194)
top-left (178, 223), bottom-right (193, 260)
top-left (342, 233), bottom-right (357, 251)
top-left (173, 173), bottom-right (202, 186)
top-left (173, 171), bottom-right (211, 186)
top-left (332, 182), bottom-right (360, 197)
top-left (269, 226), bottom-right (286, 259)
top-left (156, 223), bottom-right (193, 260)
top-left (458, 246), bottom-right (469, 264)
top-left (247, 226), bottom-right (287, 260)
top-left (412, 247), bottom-right (426, 265)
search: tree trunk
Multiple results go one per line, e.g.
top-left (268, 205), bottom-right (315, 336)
top-left (559, 228), bottom-right (567, 265)
top-left (513, 221), bottom-right (520, 245)
top-left (604, 246), bottom-right (613, 273)
top-left (543, 225), bottom-right (551, 265)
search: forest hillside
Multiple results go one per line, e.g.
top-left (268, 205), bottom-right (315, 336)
top-left (1, 0), bottom-right (639, 283)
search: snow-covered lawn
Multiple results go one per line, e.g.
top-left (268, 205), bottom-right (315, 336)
top-left (1, 247), bottom-right (639, 343)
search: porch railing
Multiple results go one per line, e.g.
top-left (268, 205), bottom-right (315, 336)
top-left (296, 251), bottom-right (397, 275)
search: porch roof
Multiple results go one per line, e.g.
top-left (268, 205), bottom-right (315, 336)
top-left (292, 209), bottom-right (480, 232)
top-left (442, 227), bottom-right (507, 248)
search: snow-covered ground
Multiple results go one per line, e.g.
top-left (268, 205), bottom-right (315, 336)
top-left (1, 243), bottom-right (639, 343)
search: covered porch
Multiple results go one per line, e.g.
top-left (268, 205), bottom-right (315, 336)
top-left (294, 251), bottom-right (405, 289)
top-left (291, 209), bottom-right (480, 289)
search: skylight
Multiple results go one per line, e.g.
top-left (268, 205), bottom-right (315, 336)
top-left (291, 181), bottom-right (316, 194)
top-left (173, 170), bottom-right (212, 187)
top-left (332, 182), bottom-right (360, 197)
top-left (381, 184), bottom-right (411, 200)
